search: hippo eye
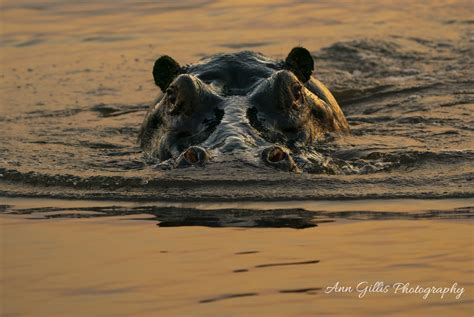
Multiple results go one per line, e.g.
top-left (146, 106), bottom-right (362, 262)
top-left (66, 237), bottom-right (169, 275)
top-left (292, 83), bottom-right (302, 101)
top-left (166, 87), bottom-right (177, 104)
top-left (291, 83), bottom-right (304, 110)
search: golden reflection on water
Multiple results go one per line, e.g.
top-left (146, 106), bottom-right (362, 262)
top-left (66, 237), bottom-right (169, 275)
top-left (2, 0), bottom-right (472, 64)
top-left (1, 215), bottom-right (473, 316)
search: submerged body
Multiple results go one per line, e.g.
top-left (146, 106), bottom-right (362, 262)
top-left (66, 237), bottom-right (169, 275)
top-left (139, 47), bottom-right (349, 172)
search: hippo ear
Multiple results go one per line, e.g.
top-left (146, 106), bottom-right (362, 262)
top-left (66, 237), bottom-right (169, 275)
top-left (152, 55), bottom-right (182, 91)
top-left (285, 47), bottom-right (314, 83)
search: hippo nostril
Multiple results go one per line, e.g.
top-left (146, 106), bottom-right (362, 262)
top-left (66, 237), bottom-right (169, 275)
top-left (184, 147), bottom-right (199, 164)
top-left (175, 146), bottom-right (209, 168)
top-left (267, 147), bottom-right (287, 162)
top-left (262, 146), bottom-right (299, 172)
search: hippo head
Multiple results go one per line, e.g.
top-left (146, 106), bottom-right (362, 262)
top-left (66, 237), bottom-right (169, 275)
top-left (138, 47), bottom-right (349, 172)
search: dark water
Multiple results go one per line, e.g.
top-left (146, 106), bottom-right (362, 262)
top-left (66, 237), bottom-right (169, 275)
top-left (2, 199), bottom-right (473, 228)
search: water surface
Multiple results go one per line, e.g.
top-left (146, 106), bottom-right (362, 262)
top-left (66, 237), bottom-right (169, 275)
top-left (1, 198), bottom-right (473, 316)
top-left (0, 0), bottom-right (473, 316)
top-left (0, 0), bottom-right (473, 200)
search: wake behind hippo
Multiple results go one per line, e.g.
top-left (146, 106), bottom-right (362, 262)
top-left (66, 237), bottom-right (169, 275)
top-left (138, 47), bottom-right (350, 172)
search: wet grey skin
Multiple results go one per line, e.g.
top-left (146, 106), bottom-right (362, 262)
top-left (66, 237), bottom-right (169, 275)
top-left (138, 47), bottom-right (350, 172)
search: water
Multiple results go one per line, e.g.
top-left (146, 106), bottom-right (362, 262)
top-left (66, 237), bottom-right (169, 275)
top-left (1, 198), bottom-right (473, 316)
top-left (0, 0), bottom-right (473, 316)
top-left (1, 1), bottom-right (473, 200)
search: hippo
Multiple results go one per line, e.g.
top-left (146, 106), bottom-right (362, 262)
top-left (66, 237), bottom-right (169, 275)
top-left (138, 47), bottom-right (350, 172)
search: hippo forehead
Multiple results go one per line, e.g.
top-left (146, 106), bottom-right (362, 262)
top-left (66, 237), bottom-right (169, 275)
top-left (185, 51), bottom-right (281, 95)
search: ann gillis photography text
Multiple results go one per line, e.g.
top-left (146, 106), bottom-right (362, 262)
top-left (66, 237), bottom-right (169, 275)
top-left (325, 281), bottom-right (465, 299)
